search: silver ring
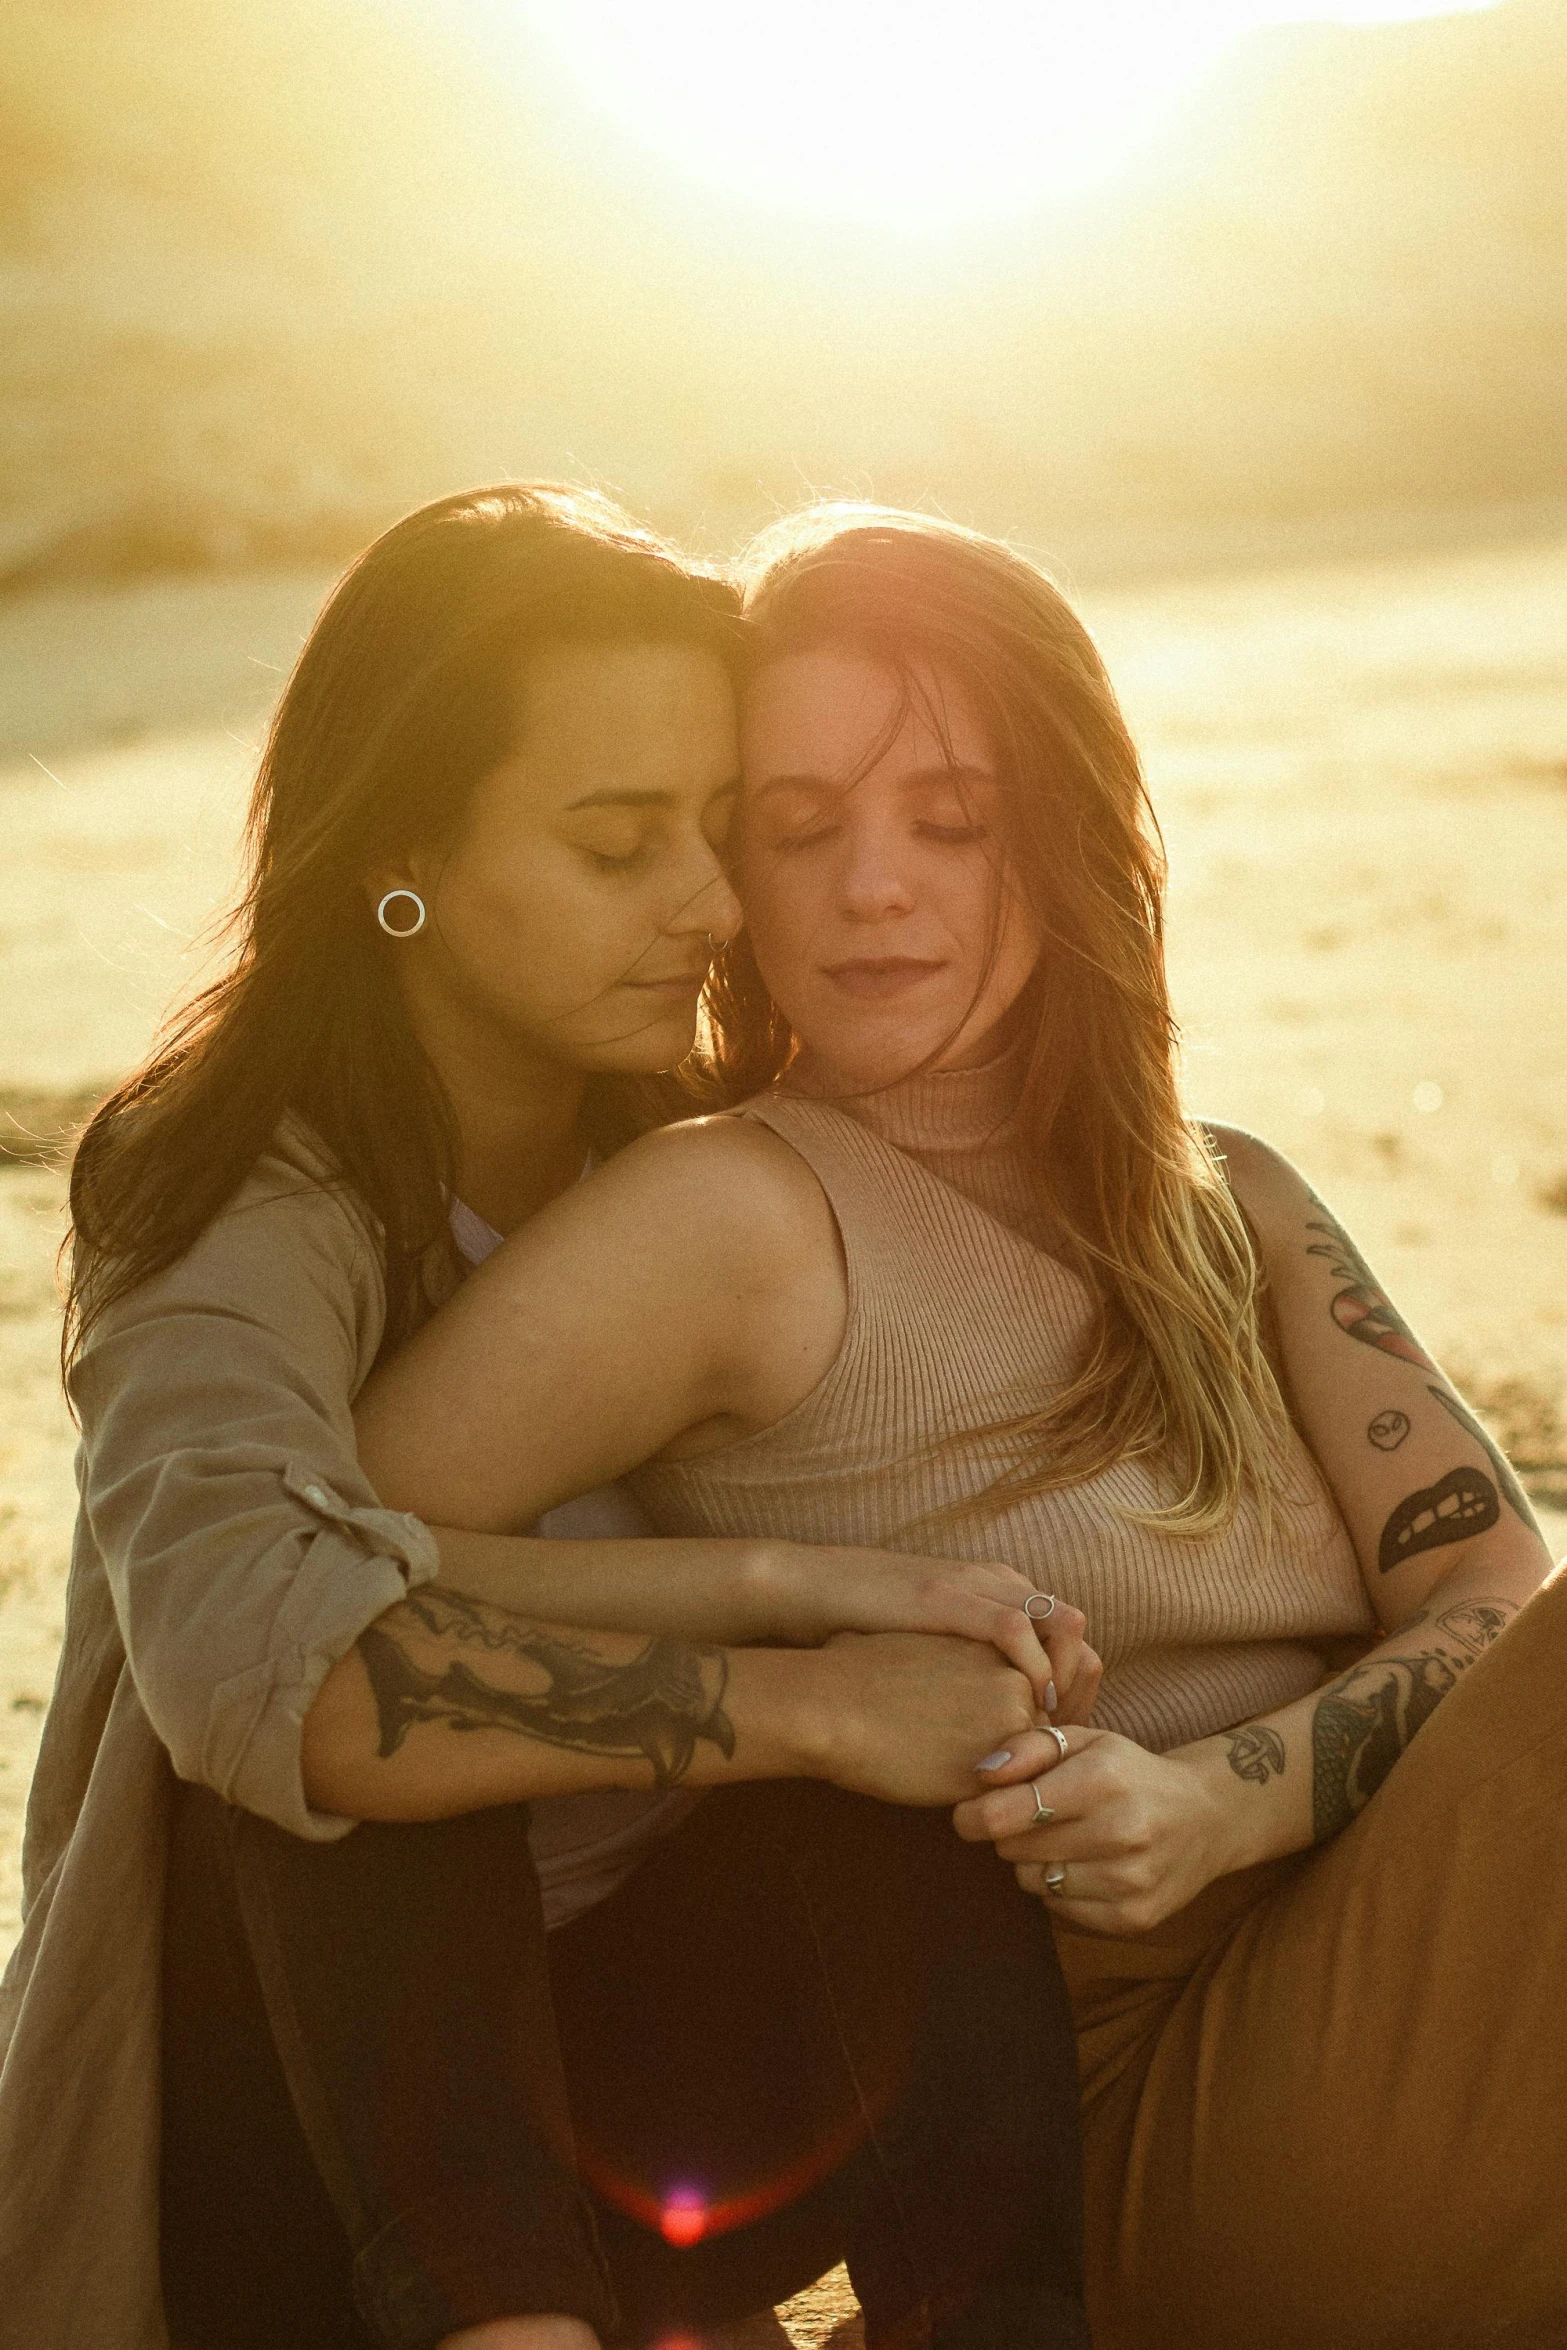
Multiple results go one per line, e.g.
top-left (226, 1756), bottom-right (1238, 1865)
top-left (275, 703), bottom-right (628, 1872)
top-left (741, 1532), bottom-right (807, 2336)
top-left (1044, 1864), bottom-right (1067, 1894)
top-left (1044, 1724), bottom-right (1069, 1765)
top-left (376, 888), bottom-right (427, 938)
top-left (1023, 1592), bottom-right (1057, 1621)
top-left (1029, 1779), bottom-right (1054, 1826)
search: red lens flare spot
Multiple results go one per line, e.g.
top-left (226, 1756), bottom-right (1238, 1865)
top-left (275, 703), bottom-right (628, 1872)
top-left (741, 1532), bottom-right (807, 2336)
top-left (659, 2186), bottom-right (709, 2247)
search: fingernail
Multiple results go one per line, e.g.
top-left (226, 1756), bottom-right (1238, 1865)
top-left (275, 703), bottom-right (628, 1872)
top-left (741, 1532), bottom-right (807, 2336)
top-left (976, 1749), bottom-right (1012, 1772)
top-left (1045, 1683), bottom-right (1058, 1714)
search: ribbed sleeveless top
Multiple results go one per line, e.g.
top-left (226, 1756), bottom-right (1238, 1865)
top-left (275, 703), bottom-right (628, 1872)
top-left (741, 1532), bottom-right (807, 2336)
top-left (632, 1055), bottom-right (1374, 1753)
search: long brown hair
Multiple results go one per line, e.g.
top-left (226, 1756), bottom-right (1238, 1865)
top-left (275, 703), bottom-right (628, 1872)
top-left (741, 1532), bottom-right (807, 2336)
top-left (66, 483), bottom-right (742, 1371)
top-left (703, 503), bottom-right (1292, 1535)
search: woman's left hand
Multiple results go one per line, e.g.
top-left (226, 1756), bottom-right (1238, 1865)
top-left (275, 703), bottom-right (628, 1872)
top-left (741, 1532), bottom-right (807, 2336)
top-left (952, 1724), bottom-right (1237, 1934)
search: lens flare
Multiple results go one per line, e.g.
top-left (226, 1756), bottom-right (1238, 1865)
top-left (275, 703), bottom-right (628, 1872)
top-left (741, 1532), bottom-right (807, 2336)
top-left (659, 2184), bottom-right (709, 2247)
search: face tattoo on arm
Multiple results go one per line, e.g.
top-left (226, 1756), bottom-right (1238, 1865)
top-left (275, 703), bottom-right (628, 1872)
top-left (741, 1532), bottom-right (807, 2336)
top-left (1367, 1408), bottom-right (1411, 1451)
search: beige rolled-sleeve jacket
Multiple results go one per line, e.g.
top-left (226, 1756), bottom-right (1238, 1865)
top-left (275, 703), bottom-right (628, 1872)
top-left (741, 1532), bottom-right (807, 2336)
top-left (0, 1140), bottom-right (444, 2347)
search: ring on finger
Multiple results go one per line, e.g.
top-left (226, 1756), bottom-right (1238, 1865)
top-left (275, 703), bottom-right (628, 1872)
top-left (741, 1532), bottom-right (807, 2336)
top-left (1029, 1778), bottom-right (1055, 1826)
top-left (1023, 1592), bottom-right (1057, 1621)
top-left (1043, 1724), bottom-right (1070, 1764)
top-left (1043, 1864), bottom-right (1067, 1894)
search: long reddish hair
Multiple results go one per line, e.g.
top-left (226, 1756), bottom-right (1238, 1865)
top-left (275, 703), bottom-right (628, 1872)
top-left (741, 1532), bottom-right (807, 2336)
top-left (702, 504), bottom-right (1291, 1534)
top-left (66, 483), bottom-right (742, 1371)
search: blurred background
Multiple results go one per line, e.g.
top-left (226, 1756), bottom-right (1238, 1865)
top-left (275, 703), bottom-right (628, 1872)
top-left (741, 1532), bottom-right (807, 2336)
top-left (2, 0), bottom-right (1565, 1994)
top-left (3, 0), bottom-right (1566, 577)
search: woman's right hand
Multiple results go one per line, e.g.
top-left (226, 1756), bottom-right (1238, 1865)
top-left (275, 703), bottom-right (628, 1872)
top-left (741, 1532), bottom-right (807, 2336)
top-left (756, 1541), bottom-right (1100, 1721)
top-left (800, 1630), bottom-right (1047, 1808)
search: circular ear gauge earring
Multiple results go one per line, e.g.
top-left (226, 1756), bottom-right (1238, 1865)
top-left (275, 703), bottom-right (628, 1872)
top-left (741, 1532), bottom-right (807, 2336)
top-left (376, 889), bottom-right (427, 938)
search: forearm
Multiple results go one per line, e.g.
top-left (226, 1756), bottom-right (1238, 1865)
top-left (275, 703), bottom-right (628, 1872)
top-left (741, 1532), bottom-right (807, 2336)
top-left (1171, 1552), bottom-right (1536, 1876)
top-left (425, 1525), bottom-right (810, 1645)
top-left (303, 1582), bottom-right (827, 1822)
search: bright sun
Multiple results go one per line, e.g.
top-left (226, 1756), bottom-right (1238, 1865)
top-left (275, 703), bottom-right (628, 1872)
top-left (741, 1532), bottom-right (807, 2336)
top-left (440, 0), bottom-right (1499, 225)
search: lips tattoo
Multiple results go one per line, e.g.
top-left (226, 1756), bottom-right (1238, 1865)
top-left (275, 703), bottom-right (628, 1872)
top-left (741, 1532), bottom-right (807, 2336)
top-left (1377, 1467), bottom-right (1500, 1575)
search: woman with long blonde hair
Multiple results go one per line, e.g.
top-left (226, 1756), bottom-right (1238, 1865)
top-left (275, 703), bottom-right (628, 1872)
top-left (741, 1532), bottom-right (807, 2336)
top-left (353, 505), bottom-right (1561, 2350)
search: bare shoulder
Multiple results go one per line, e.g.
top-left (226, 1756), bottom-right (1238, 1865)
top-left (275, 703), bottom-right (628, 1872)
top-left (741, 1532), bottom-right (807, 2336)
top-left (1202, 1121), bottom-right (1316, 1225)
top-left (1199, 1122), bottom-right (1338, 1285)
top-left (583, 1112), bottom-right (840, 1293)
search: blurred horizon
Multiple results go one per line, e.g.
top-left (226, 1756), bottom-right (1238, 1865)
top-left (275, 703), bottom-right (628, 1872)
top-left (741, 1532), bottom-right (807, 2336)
top-left (3, 0), bottom-right (1565, 589)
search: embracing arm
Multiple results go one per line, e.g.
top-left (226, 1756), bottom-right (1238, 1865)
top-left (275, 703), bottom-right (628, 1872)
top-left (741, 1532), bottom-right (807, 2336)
top-left (304, 1579), bottom-right (800, 1817)
top-left (957, 1135), bottom-right (1551, 1928)
top-left (350, 1116), bottom-right (1098, 1712)
top-left (382, 1523), bottom-right (1083, 1701)
top-left (354, 1116), bottom-right (840, 1531)
top-left (302, 1578), bottom-right (1046, 1820)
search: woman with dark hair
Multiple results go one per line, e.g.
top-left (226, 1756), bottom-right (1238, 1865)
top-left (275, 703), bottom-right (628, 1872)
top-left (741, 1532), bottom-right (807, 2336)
top-left (354, 505), bottom-right (1562, 2350)
top-left (1, 487), bottom-right (1096, 2350)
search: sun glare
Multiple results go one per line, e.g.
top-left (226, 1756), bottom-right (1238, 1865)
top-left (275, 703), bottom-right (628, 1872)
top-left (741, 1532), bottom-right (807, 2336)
top-left (445, 0), bottom-right (1503, 226)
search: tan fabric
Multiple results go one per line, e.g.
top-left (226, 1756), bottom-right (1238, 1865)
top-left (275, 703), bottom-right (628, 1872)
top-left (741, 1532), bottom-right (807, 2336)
top-left (1061, 1563), bottom-right (1567, 2350)
top-left (633, 1060), bottom-right (1374, 1753)
top-left (0, 1137), bottom-right (442, 2350)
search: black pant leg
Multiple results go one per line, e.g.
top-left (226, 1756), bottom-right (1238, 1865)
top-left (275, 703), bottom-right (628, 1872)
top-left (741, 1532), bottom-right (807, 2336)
top-left (161, 1780), bottom-right (619, 2350)
top-left (162, 1778), bottom-right (375, 2350)
top-left (550, 1781), bottom-right (1090, 2350)
top-left (784, 1790), bottom-right (1088, 2350)
top-left (163, 1776), bottom-right (1088, 2350)
top-left (549, 1791), bottom-right (866, 2337)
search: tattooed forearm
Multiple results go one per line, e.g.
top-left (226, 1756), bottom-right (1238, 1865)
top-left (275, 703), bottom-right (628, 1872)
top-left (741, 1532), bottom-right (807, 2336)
top-left (1310, 1598), bottom-right (1516, 1840)
top-left (1377, 1466), bottom-right (1500, 1573)
top-left (1426, 1384), bottom-right (1540, 1533)
top-left (1312, 1652), bottom-right (1454, 1840)
top-left (1224, 1724), bottom-right (1286, 1786)
top-left (1305, 1212), bottom-right (1431, 1368)
top-left (359, 1590), bottom-right (736, 1790)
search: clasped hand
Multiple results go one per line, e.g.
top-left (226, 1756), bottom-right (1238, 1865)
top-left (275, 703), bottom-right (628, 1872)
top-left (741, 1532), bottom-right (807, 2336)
top-left (770, 1541), bottom-right (1103, 1723)
top-left (954, 1725), bottom-right (1234, 1935)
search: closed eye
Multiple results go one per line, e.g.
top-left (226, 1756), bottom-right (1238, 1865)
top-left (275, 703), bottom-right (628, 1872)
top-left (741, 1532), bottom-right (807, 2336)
top-left (582, 839), bottom-right (655, 874)
top-left (771, 823), bottom-right (840, 853)
top-left (916, 822), bottom-right (987, 845)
